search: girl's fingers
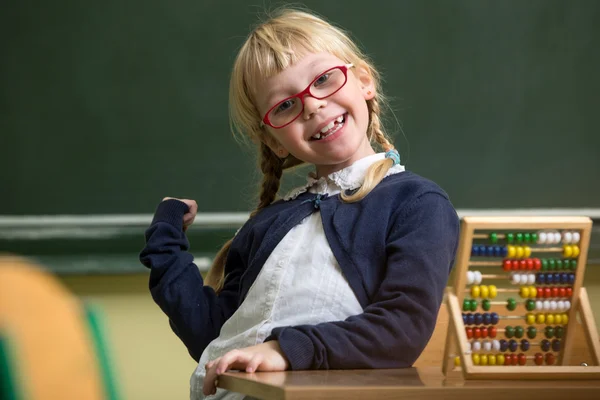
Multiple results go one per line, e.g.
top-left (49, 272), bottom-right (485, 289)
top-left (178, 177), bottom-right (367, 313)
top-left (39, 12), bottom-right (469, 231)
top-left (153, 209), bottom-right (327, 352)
top-left (245, 353), bottom-right (264, 373)
top-left (215, 350), bottom-right (252, 374)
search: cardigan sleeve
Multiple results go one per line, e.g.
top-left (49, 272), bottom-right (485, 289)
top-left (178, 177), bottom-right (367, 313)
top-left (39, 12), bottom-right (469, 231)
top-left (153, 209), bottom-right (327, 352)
top-left (139, 199), bottom-right (243, 362)
top-left (266, 192), bottom-right (459, 370)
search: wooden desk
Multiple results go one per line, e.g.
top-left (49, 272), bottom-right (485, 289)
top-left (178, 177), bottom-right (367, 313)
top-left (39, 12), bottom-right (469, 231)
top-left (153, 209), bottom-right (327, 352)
top-left (218, 367), bottom-right (600, 400)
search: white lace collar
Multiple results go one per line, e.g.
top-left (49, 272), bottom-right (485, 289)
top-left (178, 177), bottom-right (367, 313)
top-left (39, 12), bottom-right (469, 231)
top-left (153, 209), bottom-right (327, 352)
top-left (283, 153), bottom-right (405, 201)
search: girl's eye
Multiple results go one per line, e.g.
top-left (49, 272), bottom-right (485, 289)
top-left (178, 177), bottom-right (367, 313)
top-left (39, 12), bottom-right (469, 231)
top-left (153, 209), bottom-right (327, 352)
top-left (274, 99), bottom-right (296, 114)
top-left (314, 73), bottom-right (330, 87)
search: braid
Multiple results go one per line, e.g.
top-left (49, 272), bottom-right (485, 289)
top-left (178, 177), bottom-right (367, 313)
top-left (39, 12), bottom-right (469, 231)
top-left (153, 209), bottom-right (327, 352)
top-left (251, 142), bottom-right (284, 217)
top-left (342, 96), bottom-right (397, 203)
top-left (206, 142), bottom-right (283, 293)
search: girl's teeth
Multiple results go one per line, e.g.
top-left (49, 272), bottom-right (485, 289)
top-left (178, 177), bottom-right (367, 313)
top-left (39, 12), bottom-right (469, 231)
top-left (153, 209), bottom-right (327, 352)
top-left (313, 115), bottom-right (346, 140)
top-left (320, 121), bottom-right (335, 133)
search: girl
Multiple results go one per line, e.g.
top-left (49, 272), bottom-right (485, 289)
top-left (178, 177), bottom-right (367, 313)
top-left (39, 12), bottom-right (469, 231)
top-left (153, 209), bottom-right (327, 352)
top-left (140, 8), bottom-right (459, 400)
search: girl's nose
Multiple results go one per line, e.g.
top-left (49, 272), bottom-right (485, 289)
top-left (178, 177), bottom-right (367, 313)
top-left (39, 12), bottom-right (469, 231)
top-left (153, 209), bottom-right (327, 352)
top-left (302, 96), bottom-right (327, 120)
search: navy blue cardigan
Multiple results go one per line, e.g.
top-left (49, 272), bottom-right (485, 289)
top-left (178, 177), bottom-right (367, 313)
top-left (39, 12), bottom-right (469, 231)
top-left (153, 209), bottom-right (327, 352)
top-left (139, 171), bottom-right (459, 370)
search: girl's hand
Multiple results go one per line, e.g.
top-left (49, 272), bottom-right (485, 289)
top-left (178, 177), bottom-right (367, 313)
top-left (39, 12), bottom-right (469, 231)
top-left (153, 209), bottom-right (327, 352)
top-left (203, 341), bottom-right (289, 396)
top-left (162, 197), bottom-right (197, 231)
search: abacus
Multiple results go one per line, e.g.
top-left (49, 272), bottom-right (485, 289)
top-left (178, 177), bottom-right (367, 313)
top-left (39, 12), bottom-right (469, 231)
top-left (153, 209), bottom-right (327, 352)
top-left (442, 216), bottom-right (600, 379)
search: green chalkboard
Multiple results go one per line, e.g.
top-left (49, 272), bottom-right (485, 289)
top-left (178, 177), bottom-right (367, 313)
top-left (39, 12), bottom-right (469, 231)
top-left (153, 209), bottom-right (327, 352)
top-left (2, 0), bottom-right (600, 215)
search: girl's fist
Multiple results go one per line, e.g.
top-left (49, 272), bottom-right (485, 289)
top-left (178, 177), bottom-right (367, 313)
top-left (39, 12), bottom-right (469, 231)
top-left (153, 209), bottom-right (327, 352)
top-left (163, 197), bottom-right (197, 230)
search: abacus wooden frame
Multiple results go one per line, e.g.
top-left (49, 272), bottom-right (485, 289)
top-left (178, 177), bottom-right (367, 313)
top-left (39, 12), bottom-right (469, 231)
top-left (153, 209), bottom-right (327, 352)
top-left (442, 216), bottom-right (600, 379)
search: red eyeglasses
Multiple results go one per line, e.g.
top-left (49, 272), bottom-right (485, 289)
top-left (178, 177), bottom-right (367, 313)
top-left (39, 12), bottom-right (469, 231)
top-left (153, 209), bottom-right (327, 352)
top-left (261, 64), bottom-right (354, 129)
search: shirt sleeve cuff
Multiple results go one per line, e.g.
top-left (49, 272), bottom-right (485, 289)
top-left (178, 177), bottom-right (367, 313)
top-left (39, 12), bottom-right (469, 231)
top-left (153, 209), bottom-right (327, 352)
top-left (267, 327), bottom-right (315, 370)
top-left (150, 199), bottom-right (190, 230)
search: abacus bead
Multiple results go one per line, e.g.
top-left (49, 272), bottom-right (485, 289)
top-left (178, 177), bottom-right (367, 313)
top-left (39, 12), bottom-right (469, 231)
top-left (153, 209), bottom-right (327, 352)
top-left (538, 232), bottom-right (547, 244)
top-left (471, 285), bottom-right (481, 298)
top-left (566, 287), bottom-right (573, 297)
top-left (536, 300), bottom-right (543, 310)
top-left (526, 313), bottom-right (535, 325)
top-left (553, 232), bottom-right (562, 244)
top-left (562, 313), bottom-right (569, 323)
top-left (555, 314), bottom-right (562, 324)
top-left (541, 339), bottom-right (551, 351)
top-left (526, 259), bottom-right (534, 270)
top-left (570, 260), bottom-right (577, 270)
top-left (472, 245), bottom-right (480, 256)
top-left (511, 260), bottom-right (520, 270)
top-left (558, 287), bottom-right (566, 298)
top-left (573, 245), bottom-right (580, 257)
top-left (534, 353), bottom-right (544, 365)
top-left (507, 233), bottom-right (515, 243)
top-left (529, 286), bottom-right (536, 298)
top-left (516, 246), bottom-right (524, 259)
top-left (531, 233), bottom-right (538, 243)
top-left (473, 341), bottom-right (481, 351)
top-left (488, 326), bottom-right (497, 338)
top-left (541, 258), bottom-right (549, 271)
top-left (551, 287), bottom-right (559, 297)
top-left (480, 327), bottom-right (489, 339)
top-left (524, 233), bottom-right (531, 243)
top-left (512, 273), bottom-right (521, 285)
top-left (545, 326), bottom-right (555, 338)
top-left (547, 314), bottom-right (555, 324)
top-left (511, 354), bottom-right (519, 365)
top-left (489, 285), bottom-right (498, 299)
top-left (545, 353), bottom-right (556, 365)
top-left (472, 354), bottom-right (480, 365)
top-left (474, 313), bottom-right (483, 325)
top-left (492, 340), bottom-right (500, 351)
top-left (483, 340), bottom-right (492, 351)
top-left (527, 274), bottom-right (536, 285)
top-left (466, 327), bottom-right (474, 339)
top-left (489, 354), bottom-right (497, 365)
top-left (466, 342), bottom-right (472, 352)
top-left (568, 273), bottom-right (575, 284)
top-left (515, 326), bottom-right (524, 338)
top-left (474, 271), bottom-right (483, 284)
top-left (526, 299), bottom-right (536, 311)
top-left (548, 259), bottom-right (556, 270)
top-left (483, 313), bottom-right (491, 325)
top-left (467, 271), bottom-right (474, 284)
top-left (557, 300), bottom-right (565, 311)
top-left (506, 298), bottom-right (517, 311)
top-left (491, 312), bottom-right (499, 325)
top-left (546, 273), bottom-right (554, 284)
top-left (533, 258), bottom-right (541, 270)
top-left (463, 299), bottom-right (471, 312)
top-left (527, 326), bottom-right (537, 339)
top-left (520, 339), bottom-right (530, 351)
top-left (555, 259), bottom-right (563, 270)
top-left (552, 339), bottom-right (561, 352)
top-left (524, 246), bottom-right (532, 258)
top-left (503, 259), bottom-right (512, 271)
top-left (494, 246), bottom-right (502, 257)
top-left (480, 285), bottom-right (489, 299)
top-left (563, 245), bottom-right (573, 258)
top-left (474, 327), bottom-right (482, 339)
top-left (489, 232), bottom-right (498, 243)
top-left (470, 299), bottom-right (478, 311)
top-left (463, 314), bottom-right (468, 324)
top-left (509, 340), bottom-right (518, 352)
top-left (482, 299), bottom-right (491, 311)
top-left (573, 232), bottom-right (580, 243)
top-left (536, 273), bottom-right (545, 284)
top-left (480, 354), bottom-right (489, 365)
top-left (503, 354), bottom-right (511, 365)
top-left (505, 326), bottom-right (515, 338)
top-left (454, 356), bottom-right (461, 366)
top-left (520, 287), bottom-right (530, 298)
top-left (555, 326), bottom-right (565, 338)
top-left (537, 287), bottom-right (544, 298)
top-left (501, 246), bottom-right (508, 257)
top-left (467, 314), bottom-right (475, 325)
top-left (563, 231), bottom-right (573, 244)
top-left (507, 245), bottom-right (516, 258)
top-left (498, 354), bottom-right (506, 365)
top-left (565, 300), bottom-right (571, 310)
top-left (536, 313), bottom-right (545, 324)
top-left (516, 233), bottom-right (523, 243)
top-left (544, 287), bottom-right (552, 298)
top-left (518, 353), bottom-right (527, 365)
top-left (554, 272), bottom-right (562, 283)
top-left (499, 339), bottom-right (508, 351)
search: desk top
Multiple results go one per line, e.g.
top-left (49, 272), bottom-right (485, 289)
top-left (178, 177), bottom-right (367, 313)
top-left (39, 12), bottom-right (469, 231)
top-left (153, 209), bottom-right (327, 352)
top-left (218, 367), bottom-right (600, 400)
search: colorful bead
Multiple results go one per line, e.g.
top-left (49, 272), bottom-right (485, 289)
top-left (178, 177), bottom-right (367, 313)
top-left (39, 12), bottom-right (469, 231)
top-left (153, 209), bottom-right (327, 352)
top-left (536, 313), bottom-right (545, 324)
top-left (545, 326), bottom-right (555, 338)
top-left (505, 326), bottom-right (515, 338)
top-left (488, 285), bottom-right (497, 299)
top-left (480, 354), bottom-right (488, 365)
top-left (463, 299), bottom-right (471, 312)
top-left (526, 313), bottom-right (535, 325)
top-left (524, 246), bottom-right (532, 258)
top-left (480, 286), bottom-right (489, 299)
top-left (514, 326), bottom-right (524, 339)
top-left (488, 354), bottom-right (497, 365)
top-left (506, 298), bottom-right (517, 311)
top-left (520, 339), bottom-right (530, 351)
top-left (454, 356), bottom-right (461, 366)
top-left (546, 314), bottom-right (555, 324)
top-left (507, 233), bottom-right (514, 243)
top-left (520, 287), bottom-right (530, 298)
top-left (507, 245), bottom-right (516, 258)
top-left (518, 353), bottom-right (527, 365)
top-left (471, 285), bottom-right (481, 298)
top-left (499, 339), bottom-right (508, 351)
top-left (541, 339), bottom-right (550, 351)
top-left (573, 246), bottom-right (580, 257)
top-left (472, 354), bottom-right (480, 365)
top-left (489, 232), bottom-right (498, 243)
top-left (525, 299), bottom-right (536, 311)
top-left (534, 353), bottom-right (544, 365)
top-left (466, 327), bottom-right (474, 339)
top-left (503, 259), bottom-right (512, 271)
top-left (488, 326), bottom-right (497, 338)
top-left (482, 299), bottom-right (491, 311)
top-left (508, 340), bottom-right (518, 352)
top-left (545, 353), bottom-right (556, 365)
top-left (555, 326), bottom-right (565, 338)
top-left (474, 327), bottom-right (482, 339)
top-left (527, 326), bottom-right (537, 339)
top-left (552, 339), bottom-right (561, 352)
top-left (497, 354), bottom-right (506, 365)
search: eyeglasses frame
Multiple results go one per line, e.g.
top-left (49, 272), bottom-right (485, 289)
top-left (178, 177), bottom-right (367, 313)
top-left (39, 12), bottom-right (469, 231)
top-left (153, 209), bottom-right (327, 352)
top-left (261, 63), bottom-right (354, 129)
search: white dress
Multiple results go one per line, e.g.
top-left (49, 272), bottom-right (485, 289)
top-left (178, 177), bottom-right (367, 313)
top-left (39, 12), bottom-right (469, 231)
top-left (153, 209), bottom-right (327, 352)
top-left (190, 153), bottom-right (405, 400)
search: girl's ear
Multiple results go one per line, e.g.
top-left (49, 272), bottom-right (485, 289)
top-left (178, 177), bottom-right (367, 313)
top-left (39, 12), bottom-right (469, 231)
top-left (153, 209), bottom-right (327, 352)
top-left (356, 62), bottom-right (376, 100)
top-left (262, 133), bottom-right (290, 159)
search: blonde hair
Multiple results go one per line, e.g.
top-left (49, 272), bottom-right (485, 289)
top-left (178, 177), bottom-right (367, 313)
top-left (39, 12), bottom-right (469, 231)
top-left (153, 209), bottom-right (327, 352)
top-left (205, 8), bottom-right (398, 292)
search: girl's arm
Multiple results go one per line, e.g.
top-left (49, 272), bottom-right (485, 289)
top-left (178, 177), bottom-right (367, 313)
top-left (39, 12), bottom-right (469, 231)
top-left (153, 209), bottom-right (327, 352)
top-left (139, 199), bottom-right (242, 362)
top-left (267, 192), bottom-right (459, 369)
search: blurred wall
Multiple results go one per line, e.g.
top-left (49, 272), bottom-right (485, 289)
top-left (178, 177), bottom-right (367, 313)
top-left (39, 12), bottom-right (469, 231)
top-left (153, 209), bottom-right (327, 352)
top-left (60, 268), bottom-right (600, 400)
